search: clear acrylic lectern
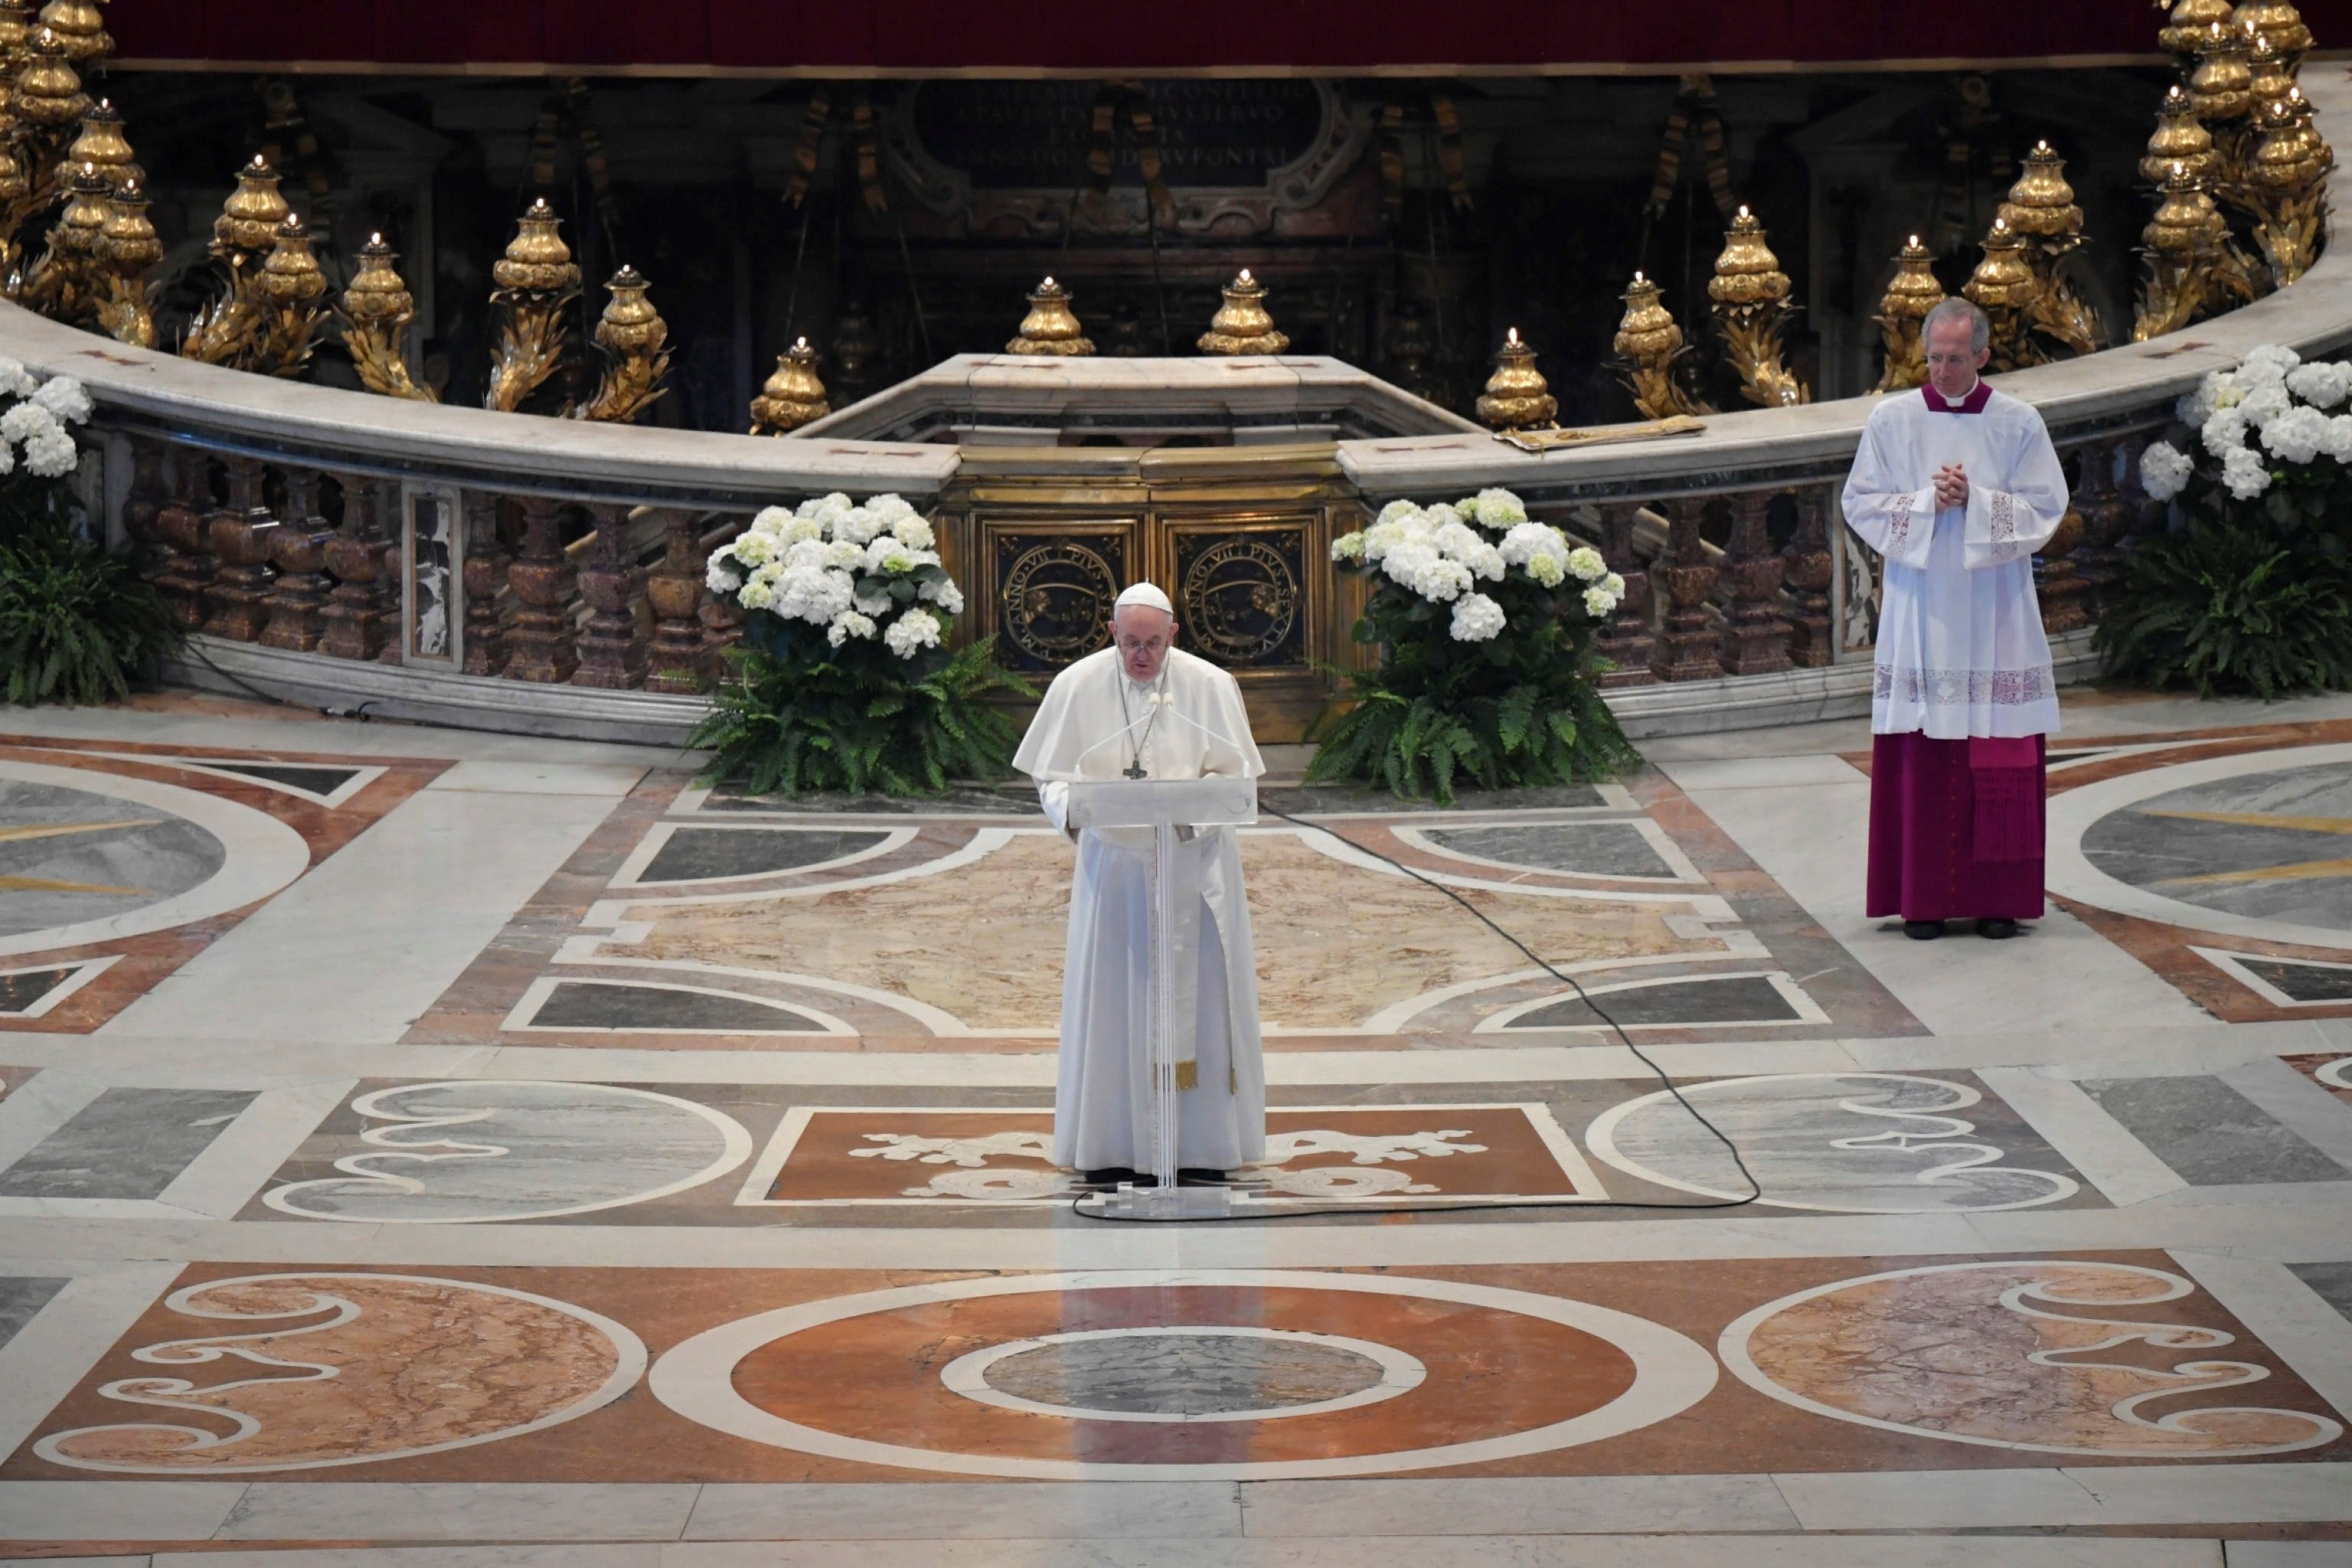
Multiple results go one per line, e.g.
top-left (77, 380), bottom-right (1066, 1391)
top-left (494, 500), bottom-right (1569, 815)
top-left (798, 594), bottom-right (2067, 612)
top-left (1065, 773), bottom-right (1258, 1220)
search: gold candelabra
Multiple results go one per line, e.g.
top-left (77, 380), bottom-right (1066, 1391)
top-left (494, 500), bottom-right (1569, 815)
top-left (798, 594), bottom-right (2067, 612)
top-left (64, 95), bottom-right (133, 193)
top-left (11, 25), bottom-right (85, 203)
top-left (251, 214), bottom-right (327, 377)
top-left (1963, 217), bottom-right (2045, 370)
top-left (1197, 268), bottom-right (1289, 354)
top-left (569, 264), bottom-right (671, 423)
top-left (181, 155), bottom-right (289, 370)
top-left (751, 336), bottom-right (830, 435)
top-left (1612, 271), bottom-right (1708, 419)
top-left (2192, 21), bottom-right (2257, 192)
top-left (1872, 235), bottom-right (1946, 393)
top-left (16, 157), bottom-right (103, 324)
top-left (34, 0), bottom-right (107, 65)
top-left (1998, 140), bottom-right (2102, 356)
top-left (2135, 162), bottom-right (2233, 339)
top-left (2232, 0), bottom-right (2310, 64)
top-left (93, 174), bottom-right (156, 347)
top-left (1707, 204), bottom-right (1807, 407)
top-left (1007, 276), bottom-right (1095, 355)
top-left (338, 233), bottom-right (436, 402)
top-left (1475, 327), bottom-right (1557, 430)
top-left (2143, 84), bottom-right (2216, 187)
top-left (485, 196), bottom-right (581, 414)
top-left (2246, 87), bottom-right (2334, 286)
top-left (2158, 0), bottom-right (2237, 63)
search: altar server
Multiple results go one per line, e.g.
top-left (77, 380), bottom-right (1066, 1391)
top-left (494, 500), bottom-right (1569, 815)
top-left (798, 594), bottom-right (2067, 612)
top-left (1842, 296), bottom-right (2068, 940)
top-left (1012, 582), bottom-right (1267, 1179)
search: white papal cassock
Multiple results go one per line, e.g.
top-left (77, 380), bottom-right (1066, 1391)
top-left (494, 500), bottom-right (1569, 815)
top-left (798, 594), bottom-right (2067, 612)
top-left (1013, 645), bottom-right (1268, 1172)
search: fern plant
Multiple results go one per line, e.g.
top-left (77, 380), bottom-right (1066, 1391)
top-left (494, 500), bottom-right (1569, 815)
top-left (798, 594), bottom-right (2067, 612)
top-left (2095, 518), bottom-right (2352, 699)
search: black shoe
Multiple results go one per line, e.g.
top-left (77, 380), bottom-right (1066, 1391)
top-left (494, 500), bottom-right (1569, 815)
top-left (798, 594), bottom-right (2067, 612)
top-left (1081, 1167), bottom-right (1141, 1187)
top-left (1978, 918), bottom-right (2019, 939)
top-left (1178, 1168), bottom-right (1230, 1186)
top-left (1904, 920), bottom-right (1944, 940)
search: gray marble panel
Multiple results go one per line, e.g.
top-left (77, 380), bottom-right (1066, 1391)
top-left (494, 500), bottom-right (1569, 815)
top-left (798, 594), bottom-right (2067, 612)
top-left (2079, 1075), bottom-right (2350, 1185)
top-left (1262, 782), bottom-right (1606, 815)
top-left (2080, 761), bottom-right (2352, 929)
top-left (703, 782), bottom-right (1040, 815)
top-left (2239, 956), bottom-right (2352, 1002)
top-left (986, 1334), bottom-right (1383, 1416)
top-left (1511, 975), bottom-right (1798, 1029)
top-left (640, 827), bottom-right (889, 882)
top-left (0, 1087), bottom-right (256, 1199)
top-left (2288, 1261), bottom-right (2352, 1325)
top-left (1422, 822), bottom-right (1672, 877)
top-left (207, 763), bottom-right (362, 798)
top-left (0, 966), bottom-right (78, 1015)
top-left (529, 982), bottom-right (828, 1033)
top-left (0, 1276), bottom-right (66, 1348)
top-left (0, 781), bottom-right (227, 938)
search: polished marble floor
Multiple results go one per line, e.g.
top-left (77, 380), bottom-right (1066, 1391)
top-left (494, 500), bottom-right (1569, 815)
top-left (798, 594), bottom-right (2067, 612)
top-left (2, 688), bottom-right (2351, 1565)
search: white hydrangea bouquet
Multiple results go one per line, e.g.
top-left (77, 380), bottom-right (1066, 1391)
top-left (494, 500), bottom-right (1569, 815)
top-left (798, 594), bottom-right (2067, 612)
top-left (0, 357), bottom-right (93, 481)
top-left (2141, 342), bottom-right (2352, 510)
top-left (1309, 485), bottom-right (1640, 803)
top-left (689, 491), bottom-right (1029, 798)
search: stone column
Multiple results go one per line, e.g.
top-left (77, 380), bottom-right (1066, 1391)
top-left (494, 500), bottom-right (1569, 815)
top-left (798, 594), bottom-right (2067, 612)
top-left (1781, 485), bottom-right (1836, 668)
top-left (259, 469), bottom-right (334, 651)
top-left (1593, 501), bottom-right (1655, 688)
top-left (319, 474), bottom-right (393, 661)
top-left (201, 456), bottom-right (280, 642)
top-left (644, 508), bottom-right (710, 694)
top-left (505, 495), bottom-right (579, 684)
top-left (152, 449), bottom-right (217, 630)
top-left (1717, 488), bottom-right (1792, 677)
top-left (573, 502), bottom-right (646, 689)
top-left (2072, 437), bottom-right (2129, 616)
top-left (119, 438), bottom-right (169, 581)
top-left (1648, 503), bottom-right (1723, 683)
top-left (460, 491), bottom-right (510, 677)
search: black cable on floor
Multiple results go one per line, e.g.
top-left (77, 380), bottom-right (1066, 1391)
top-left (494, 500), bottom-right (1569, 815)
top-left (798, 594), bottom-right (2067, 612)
top-left (177, 636), bottom-right (377, 723)
top-left (1070, 802), bottom-right (1767, 1223)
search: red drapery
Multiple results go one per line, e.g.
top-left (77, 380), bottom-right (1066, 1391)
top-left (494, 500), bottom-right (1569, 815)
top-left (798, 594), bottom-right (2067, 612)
top-left (106, 0), bottom-right (2340, 74)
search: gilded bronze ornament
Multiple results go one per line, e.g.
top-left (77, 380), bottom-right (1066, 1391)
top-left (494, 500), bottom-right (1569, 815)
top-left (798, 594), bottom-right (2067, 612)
top-left (181, 155), bottom-right (292, 371)
top-left (750, 335), bottom-right (830, 435)
top-left (1707, 205), bottom-right (1808, 407)
top-left (11, 24), bottom-right (84, 201)
top-left (1962, 216), bottom-right (2045, 370)
top-left (250, 214), bottom-right (327, 377)
top-left (212, 153), bottom-right (289, 272)
top-left (1872, 234), bottom-right (1946, 393)
top-left (1006, 276), bottom-right (1095, 356)
top-left (485, 196), bottom-right (581, 414)
top-left (34, 0), bottom-right (106, 65)
top-left (1998, 141), bottom-right (2103, 356)
top-left (1197, 269), bottom-right (1289, 355)
top-left (1612, 270), bottom-right (1709, 420)
top-left (569, 263), bottom-right (671, 423)
top-left (2232, 0), bottom-right (2311, 64)
top-left (16, 156), bottom-right (103, 324)
top-left (2143, 84), bottom-right (2216, 187)
top-left (2158, 0), bottom-right (2236, 62)
top-left (2135, 162), bottom-right (2230, 339)
top-left (1475, 327), bottom-right (1558, 430)
top-left (338, 233), bottom-right (436, 403)
top-left (2246, 88), bottom-right (2334, 286)
top-left (93, 175), bottom-right (156, 347)
top-left (64, 95), bottom-right (135, 192)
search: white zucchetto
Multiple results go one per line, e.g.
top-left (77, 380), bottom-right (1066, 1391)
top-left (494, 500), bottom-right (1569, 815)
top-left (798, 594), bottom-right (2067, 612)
top-left (1113, 582), bottom-right (1174, 615)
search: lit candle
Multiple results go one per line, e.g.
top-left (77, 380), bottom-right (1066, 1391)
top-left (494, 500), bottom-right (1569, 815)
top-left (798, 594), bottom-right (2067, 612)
top-left (1908, 234), bottom-right (1920, 248)
top-left (371, 231), bottom-right (384, 246)
top-left (1633, 270), bottom-right (1645, 284)
top-left (793, 335), bottom-right (809, 351)
top-left (1736, 204), bottom-right (1750, 220)
top-left (1238, 268), bottom-right (1253, 285)
top-left (1042, 276), bottom-right (1055, 289)
top-left (1506, 327), bottom-right (1520, 346)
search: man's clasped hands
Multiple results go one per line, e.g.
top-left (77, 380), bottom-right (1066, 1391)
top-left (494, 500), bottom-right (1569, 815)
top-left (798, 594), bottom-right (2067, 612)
top-left (1934, 462), bottom-right (1971, 511)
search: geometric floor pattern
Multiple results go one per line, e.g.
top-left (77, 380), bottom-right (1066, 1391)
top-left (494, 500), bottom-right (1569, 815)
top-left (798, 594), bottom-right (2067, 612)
top-left (2, 688), bottom-right (2350, 1563)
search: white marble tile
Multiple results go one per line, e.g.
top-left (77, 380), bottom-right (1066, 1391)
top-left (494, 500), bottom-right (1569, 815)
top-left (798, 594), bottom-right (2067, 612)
top-left (2171, 1252), bottom-right (2352, 1422)
top-left (100, 786), bottom-right (622, 1044)
top-left (1653, 755), bottom-right (1867, 792)
top-left (103, 1544), bottom-right (2226, 1568)
top-left (0, 1072), bottom-right (103, 1177)
top-left (0, 1481), bottom-right (249, 1541)
top-left (220, 1484), bottom-right (701, 1542)
top-left (0, 1266), bottom-right (178, 1463)
top-left (1775, 1462), bottom-right (2352, 1530)
top-left (163, 1550), bottom-right (662, 1568)
top-left (686, 1482), bottom-right (1240, 1540)
top-left (2223, 1546), bottom-right (2352, 1566)
top-left (423, 760), bottom-right (650, 797)
top-left (5, 1558), bottom-right (151, 1566)
top-left (1978, 1067), bottom-right (2189, 1206)
top-left (1236, 1475), bottom-right (1798, 1536)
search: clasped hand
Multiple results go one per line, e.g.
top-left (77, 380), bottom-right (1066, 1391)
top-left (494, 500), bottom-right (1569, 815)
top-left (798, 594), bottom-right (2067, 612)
top-left (1934, 463), bottom-right (1970, 511)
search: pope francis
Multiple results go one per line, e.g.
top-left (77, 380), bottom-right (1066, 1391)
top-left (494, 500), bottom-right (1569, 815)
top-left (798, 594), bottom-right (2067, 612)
top-left (1011, 582), bottom-right (1268, 1184)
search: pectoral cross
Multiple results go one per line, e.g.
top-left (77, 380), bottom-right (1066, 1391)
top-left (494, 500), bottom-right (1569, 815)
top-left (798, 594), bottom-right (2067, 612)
top-left (1122, 762), bottom-right (1149, 779)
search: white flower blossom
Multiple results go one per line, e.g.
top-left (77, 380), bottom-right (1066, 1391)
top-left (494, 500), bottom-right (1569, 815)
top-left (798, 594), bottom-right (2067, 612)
top-left (0, 358), bottom-right (34, 399)
top-left (24, 430), bottom-right (76, 479)
top-left (883, 608), bottom-right (944, 658)
top-left (2138, 440), bottom-right (2194, 501)
top-left (2327, 414), bottom-right (2352, 464)
top-left (1470, 487), bottom-right (1527, 528)
top-left (799, 491), bottom-right (854, 520)
top-left (869, 493), bottom-right (916, 521)
top-left (862, 537), bottom-right (919, 576)
top-left (1526, 552), bottom-right (1566, 588)
top-left (2203, 407), bottom-right (2250, 458)
top-left (1331, 531), bottom-right (1366, 562)
top-left (2261, 404), bottom-right (2332, 464)
top-left (888, 514), bottom-right (936, 550)
top-left (1449, 592), bottom-right (1506, 642)
top-left (737, 578), bottom-right (776, 610)
top-left (825, 538), bottom-right (864, 569)
top-left (920, 577), bottom-right (965, 613)
top-left (1360, 520), bottom-right (1415, 562)
top-left (826, 609), bottom-right (878, 646)
top-left (1375, 499), bottom-right (1422, 527)
top-left (704, 557), bottom-right (743, 595)
top-left (28, 376), bottom-right (90, 424)
top-left (2239, 384), bottom-right (2292, 429)
top-left (1583, 585), bottom-right (1619, 619)
top-left (779, 564), bottom-right (855, 624)
top-left (854, 589), bottom-right (893, 616)
top-left (2221, 443), bottom-right (2272, 499)
top-left (1601, 572), bottom-right (1626, 598)
top-left (1, 400), bottom-right (59, 446)
top-left (2242, 342), bottom-right (2301, 382)
top-left (2287, 360), bottom-right (2352, 408)
top-left (780, 513), bottom-right (823, 544)
top-left (1566, 545), bottom-right (1608, 583)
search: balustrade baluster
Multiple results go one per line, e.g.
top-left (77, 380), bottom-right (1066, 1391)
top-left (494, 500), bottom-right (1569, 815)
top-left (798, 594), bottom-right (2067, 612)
top-left (152, 448), bottom-right (217, 630)
top-left (505, 496), bottom-right (579, 683)
top-left (698, 518), bottom-right (748, 676)
top-left (260, 469), bottom-right (334, 650)
top-left (2073, 437), bottom-right (2129, 618)
top-left (1718, 488), bottom-right (1793, 676)
top-left (119, 438), bottom-right (168, 581)
top-left (1649, 503), bottom-right (1723, 682)
top-left (318, 474), bottom-right (394, 661)
top-left (644, 508), bottom-right (709, 694)
top-left (460, 492), bottom-right (510, 677)
top-left (1593, 501), bottom-right (1655, 688)
top-left (1781, 485), bottom-right (1836, 668)
top-left (2035, 450), bottom-right (2092, 635)
top-left (201, 456), bottom-right (281, 641)
top-left (573, 501), bottom-right (647, 688)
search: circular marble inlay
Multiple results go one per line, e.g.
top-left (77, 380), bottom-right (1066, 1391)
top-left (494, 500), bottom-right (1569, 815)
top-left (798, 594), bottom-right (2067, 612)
top-left (651, 1269), bottom-right (1717, 1480)
top-left (942, 1326), bottom-right (1418, 1423)
top-left (0, 760), bottom-right (312, 959)
top-left (2081, 760), bottom-right (2352, 929)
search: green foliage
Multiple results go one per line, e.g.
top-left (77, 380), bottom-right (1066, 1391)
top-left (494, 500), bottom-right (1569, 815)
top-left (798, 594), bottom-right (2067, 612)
top-left (0, 483), bottom-right (179, 707)
top-left (2095, 517), bottom-right (2352, 700)
top-left (1308, 564), bottom-right (1640, 806)
top-left (689, 610), bottom-right (1034, 798)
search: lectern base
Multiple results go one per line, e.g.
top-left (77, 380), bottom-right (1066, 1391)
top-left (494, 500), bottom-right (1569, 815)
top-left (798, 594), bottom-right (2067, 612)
top-left (1074, 1181), bottom-right (1236, 1220)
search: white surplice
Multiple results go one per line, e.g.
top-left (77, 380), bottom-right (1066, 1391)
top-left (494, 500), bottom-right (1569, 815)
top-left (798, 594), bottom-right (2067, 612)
top-left (1841, 382), bottom-right (2070, 739)
top-left (1012, 645), bottom-right (1268, 1172)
